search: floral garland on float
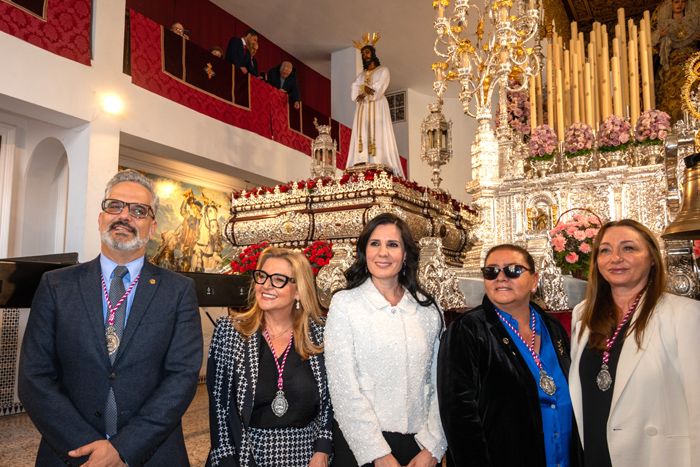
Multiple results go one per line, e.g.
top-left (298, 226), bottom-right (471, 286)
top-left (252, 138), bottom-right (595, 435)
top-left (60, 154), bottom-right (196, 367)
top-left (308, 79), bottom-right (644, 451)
top-left (231, 168), bottom-right (477, 216)
top-left (527, 124), bottom-right (558, 177)
top-left (230, 239), bottom-right (334, 277)
top-left (597, 115), bottom-right (632, 167)
top-left (633, 109), bottom-right (671, 165)
top-left (549, 209), bottom-right (602, 280)
top-left (230, 241), bottom-right (270, 274)
top-left (563, 122), bottom-right (595, 173)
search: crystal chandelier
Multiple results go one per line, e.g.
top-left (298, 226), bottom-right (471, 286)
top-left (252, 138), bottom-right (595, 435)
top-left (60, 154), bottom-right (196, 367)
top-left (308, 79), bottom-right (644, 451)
top-left (431, 0), bottom-right (541, 178)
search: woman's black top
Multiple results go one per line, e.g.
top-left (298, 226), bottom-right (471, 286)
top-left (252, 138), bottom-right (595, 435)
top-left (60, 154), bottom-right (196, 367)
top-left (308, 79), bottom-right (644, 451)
top-left (249, 339), bottom-right (320, 428)
top-left (579, 320), bottom-right (632, 467)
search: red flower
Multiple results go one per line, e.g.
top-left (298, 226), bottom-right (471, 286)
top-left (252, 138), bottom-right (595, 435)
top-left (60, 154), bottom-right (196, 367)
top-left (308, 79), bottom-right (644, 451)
top-left (231, 241), bottom-right (270, 274)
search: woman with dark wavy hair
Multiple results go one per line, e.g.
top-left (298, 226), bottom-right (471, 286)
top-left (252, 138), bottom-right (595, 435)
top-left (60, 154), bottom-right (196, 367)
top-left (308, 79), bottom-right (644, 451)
top-left (325, 213), bottom-right (446, 467)
top-left (570, 219), bottom-right (700, 467)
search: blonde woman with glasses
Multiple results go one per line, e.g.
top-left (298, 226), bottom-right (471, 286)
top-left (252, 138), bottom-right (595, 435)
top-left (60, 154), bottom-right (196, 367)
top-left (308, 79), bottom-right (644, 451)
top-left (206, 247), bottom-right (332, 467)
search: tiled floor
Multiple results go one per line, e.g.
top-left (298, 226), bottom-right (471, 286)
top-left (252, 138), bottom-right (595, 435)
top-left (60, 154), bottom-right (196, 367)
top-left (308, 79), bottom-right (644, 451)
top-left (0, 384), bottom-right (212, 466)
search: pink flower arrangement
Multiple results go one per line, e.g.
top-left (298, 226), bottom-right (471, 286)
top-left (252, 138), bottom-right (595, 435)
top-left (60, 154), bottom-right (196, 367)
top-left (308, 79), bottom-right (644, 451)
top-left (303, 240), bottom-right (333, 276)
top-left (634, 109), bottom-right (671, 144)
top-left (549, 212), bottom-right (602, 279)
top-left (230, 241), bottom-right (270, 274)
top-left (598, 115), bottom-right (632, 152)
top-left (565, 252), bottom-right (579, 264)
top-left (501, 89), bottom-right (531, 136)
top-left (528, 124), bottom-right (558, 160)
top-left (563, 122), bottom-right (595, 158)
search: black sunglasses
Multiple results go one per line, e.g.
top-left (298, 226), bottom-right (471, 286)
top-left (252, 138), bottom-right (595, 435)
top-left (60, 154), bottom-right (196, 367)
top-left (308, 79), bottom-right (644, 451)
top-left (101, 199), bottom-right (155, 219)
top-left (481, 264), bottom-right (532, 280)
top-left (252, 269), bottom-right (296, 289)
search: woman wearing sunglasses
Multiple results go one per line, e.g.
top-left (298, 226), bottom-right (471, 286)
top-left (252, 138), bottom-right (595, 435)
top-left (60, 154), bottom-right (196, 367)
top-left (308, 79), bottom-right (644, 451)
top-left (325, 213), bottom-right (446, 467)
top-left (438, 244), bottom-right (579, 467)
top-left (206, 247), bottom-right (332, 467)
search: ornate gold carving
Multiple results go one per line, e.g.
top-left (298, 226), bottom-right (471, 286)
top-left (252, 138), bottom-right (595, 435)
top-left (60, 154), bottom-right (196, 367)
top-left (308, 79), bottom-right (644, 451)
top-left (681, 51), bottom-right (700, 121)
top-left (226, 171), bottom-right (477, 267)
top-left (316, 244), bottom-right (355, 309)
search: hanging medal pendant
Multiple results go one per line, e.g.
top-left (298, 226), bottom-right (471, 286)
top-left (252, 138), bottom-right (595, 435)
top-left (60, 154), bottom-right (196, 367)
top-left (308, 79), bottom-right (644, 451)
top-left (539, 370), bottom-right (557, 396)
top-left (597, 364), bottom-right (612, 391)
top-left (105, 326), bottom-right (120, 356)
top-left (271, 390), bottom-right (288, 417)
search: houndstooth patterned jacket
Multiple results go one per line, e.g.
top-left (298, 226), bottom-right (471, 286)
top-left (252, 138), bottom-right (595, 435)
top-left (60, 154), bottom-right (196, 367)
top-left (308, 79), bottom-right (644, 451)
top-left (206, 317), bottom-right (333, 467)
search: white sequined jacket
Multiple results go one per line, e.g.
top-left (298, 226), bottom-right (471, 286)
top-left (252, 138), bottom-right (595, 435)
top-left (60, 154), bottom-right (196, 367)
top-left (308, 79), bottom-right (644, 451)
top-left (325, 279), bottom-right (447, 465)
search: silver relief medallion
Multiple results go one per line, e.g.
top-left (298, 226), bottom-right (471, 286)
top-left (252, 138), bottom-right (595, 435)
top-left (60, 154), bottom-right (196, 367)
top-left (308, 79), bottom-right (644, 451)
top-left (597, 364), bottom-right (612, 391)
top-left (539, 370), bottom-right (557, 396)
top-left (271, 390), bottom-right (288, 417)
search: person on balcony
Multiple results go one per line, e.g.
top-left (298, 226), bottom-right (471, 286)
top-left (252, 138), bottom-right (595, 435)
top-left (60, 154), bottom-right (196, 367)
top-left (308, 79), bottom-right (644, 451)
top-left (226, 28), bottom-right (259, 75)
top-left (266, 61), bottom-right (301, 110)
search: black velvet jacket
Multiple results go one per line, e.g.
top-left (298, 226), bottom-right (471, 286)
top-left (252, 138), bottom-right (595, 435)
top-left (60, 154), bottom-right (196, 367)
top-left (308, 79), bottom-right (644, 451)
top-left (437, 296), bottom-right (582, 467)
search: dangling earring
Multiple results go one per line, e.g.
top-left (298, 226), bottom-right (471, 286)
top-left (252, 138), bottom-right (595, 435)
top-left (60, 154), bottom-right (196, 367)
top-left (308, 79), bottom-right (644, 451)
top-left (295, 299), bottom-right (301, 311)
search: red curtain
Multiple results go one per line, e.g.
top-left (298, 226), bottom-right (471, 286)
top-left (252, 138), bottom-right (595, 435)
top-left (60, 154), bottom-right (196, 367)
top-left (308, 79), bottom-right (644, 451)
top-left (0, 0), bottom-right (92, 65)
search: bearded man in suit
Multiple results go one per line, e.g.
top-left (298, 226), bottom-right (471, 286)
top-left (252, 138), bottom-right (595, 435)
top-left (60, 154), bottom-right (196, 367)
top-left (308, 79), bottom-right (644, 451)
top-left (19, 169), bottom-right (203, 466)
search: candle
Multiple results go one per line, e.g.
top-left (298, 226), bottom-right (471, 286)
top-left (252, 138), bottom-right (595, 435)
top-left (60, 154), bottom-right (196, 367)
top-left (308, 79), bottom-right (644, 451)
top-left (556, 68), bottom-right (565, 140)
top-left (628, 35), bottom-right (640, 127)
top-left (436, 0), bottom-right (445, 18)
top-left (547, 41), bottom-right (554, 128)
top-left (618, 8), bottom-right (629, 115)
top-left (529, 75), bottom-right (537, 131)
top-left (572, 53), bottom-right (581, 123)
top-left (578, 32), bottom-right (586, 115)
top-left (584, 61), bottom-right (594, 127)
top-left (589, 40), bottom-right (599, 127)
top-left (643, 10), bottom-right (655, 107)
top-left (612, 55), bottom-right (623, 116)
top-left (564, 50), bottom-right (571, 126)
top-left (536, 74), bottom-right (544, 126)
top-left (601, 42), bottom-right (611, 119)
top-left (553, 31), bottom-right (561, 74)
top-left (639, 20), bottom-right (651, 111)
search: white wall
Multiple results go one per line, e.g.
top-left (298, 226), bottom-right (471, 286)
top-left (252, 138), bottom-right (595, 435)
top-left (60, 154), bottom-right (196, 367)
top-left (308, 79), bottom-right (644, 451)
top-left (331, 47), bottom-right (361, 127)
top-left (393, 119), bottom-right (409, 162)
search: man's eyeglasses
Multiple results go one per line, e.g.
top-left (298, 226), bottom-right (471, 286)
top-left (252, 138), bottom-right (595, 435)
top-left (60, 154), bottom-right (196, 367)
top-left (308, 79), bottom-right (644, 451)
top-left (252, 270), bottom-right (296, 289)
top-left (481, 264), bottom-right (532, 280)
top-left (101, 199), bottom-right (155, 219)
